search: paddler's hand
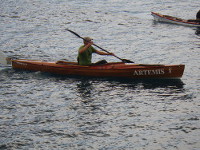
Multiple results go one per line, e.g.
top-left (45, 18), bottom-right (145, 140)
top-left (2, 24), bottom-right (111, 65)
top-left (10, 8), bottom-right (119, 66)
top-left (80, 40), bottom-right (94, 54)
top-left (86, 41), bottom-right (93, 47)
top-left (108, 52), bottom-right (115, 56)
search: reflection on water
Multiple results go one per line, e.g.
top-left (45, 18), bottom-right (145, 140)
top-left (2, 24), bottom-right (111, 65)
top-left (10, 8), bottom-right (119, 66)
top-left (75, 77), bottom-right (185, 102)
top-left (1, 0), bottom-right (200, 149)
top-left (195, 27), bottom-right (200, 36)
top-left (77, 80), bottom-right (93, 99)
top-left (76, 77), bottom-right (184, 90)
top-left (108, 78), bottom-right (184, 89)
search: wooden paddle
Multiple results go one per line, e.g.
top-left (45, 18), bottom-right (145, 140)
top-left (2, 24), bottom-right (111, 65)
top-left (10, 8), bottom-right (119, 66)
top-left (66, 29), bottom-right (134, 63)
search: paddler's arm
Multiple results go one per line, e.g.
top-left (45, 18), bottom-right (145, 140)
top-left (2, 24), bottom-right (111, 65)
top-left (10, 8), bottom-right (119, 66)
top-left (79, 42), bottom-right (93, 54)
top-left (95, 49), bottom-right (115, 56)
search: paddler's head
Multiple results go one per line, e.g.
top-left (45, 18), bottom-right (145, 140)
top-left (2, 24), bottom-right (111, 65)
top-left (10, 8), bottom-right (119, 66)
top-left (83, 37), bottom-right (93, 45)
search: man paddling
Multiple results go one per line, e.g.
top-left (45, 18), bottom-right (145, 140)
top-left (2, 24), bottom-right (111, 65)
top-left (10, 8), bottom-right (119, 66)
top-left (77, 37), bottom-right (114, 65)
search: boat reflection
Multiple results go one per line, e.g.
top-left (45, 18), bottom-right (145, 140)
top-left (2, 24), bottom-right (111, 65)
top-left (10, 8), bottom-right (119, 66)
top-left (76, 80), bottom-right (93, 99)
top-left (110, 78), bottom-right (185, 89)
top-left (76, 77), bottom-right (185, 98)
top-left (195, 27), bottom-right (200, 36)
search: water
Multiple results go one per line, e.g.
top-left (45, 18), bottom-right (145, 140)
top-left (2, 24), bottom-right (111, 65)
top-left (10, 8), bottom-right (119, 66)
top-left (0, 0), bottom-right (200, 149)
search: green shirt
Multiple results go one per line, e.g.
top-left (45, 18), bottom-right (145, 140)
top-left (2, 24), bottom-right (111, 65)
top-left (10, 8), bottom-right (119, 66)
top-left (78, 45), bottom-right (96, 65)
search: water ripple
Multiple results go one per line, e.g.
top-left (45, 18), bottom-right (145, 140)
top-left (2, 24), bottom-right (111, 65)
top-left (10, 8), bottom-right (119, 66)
top-left (1, 0), bottom-right (200, 149)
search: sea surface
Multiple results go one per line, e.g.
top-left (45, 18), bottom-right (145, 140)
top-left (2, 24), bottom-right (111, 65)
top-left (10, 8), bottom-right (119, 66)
top-left (0, 0), bottom-right (200, 149)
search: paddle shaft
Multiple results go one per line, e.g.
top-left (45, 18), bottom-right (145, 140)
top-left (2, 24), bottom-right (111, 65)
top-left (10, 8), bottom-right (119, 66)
top-left (66, 29), bottom-right (134, 63)
top-left (92, 43), bottom-right (125, 61)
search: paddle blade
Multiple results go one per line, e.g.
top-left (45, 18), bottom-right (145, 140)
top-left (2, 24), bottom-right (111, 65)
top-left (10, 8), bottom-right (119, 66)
top-left (121, 59), bottom-right (134, 63)
top-left (0, 52), bottom-right (8, 65)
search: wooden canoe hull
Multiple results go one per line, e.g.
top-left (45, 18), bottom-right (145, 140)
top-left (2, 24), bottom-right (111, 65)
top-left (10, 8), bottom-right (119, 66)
top-left (151, 12), bottom-right (200, 27)
top-left (11, 59), bottom-right (185, 79)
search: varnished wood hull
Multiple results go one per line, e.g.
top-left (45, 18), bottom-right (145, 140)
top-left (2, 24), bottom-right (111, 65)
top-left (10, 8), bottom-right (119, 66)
top-left (11, 59), bottom-right (185, 79)
top-left (151, 12), bottom-right (200, 27)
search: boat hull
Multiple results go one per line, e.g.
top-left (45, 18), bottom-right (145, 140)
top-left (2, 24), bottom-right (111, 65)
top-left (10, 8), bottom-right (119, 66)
top-left (11, 59), bottom-right (185, 79)
top-left (151, 12), bottom-right (200, 27)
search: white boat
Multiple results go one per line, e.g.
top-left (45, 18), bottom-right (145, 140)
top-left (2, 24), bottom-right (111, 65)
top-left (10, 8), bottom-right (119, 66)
top-left (151, 12), bottom-right (200, 27)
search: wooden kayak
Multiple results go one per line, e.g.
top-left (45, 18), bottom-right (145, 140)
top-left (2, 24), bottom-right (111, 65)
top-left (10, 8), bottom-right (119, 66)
top-left (151, 12), bottom-right (200, 27)
top-left (11, 59), bottom-right (185, 79)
